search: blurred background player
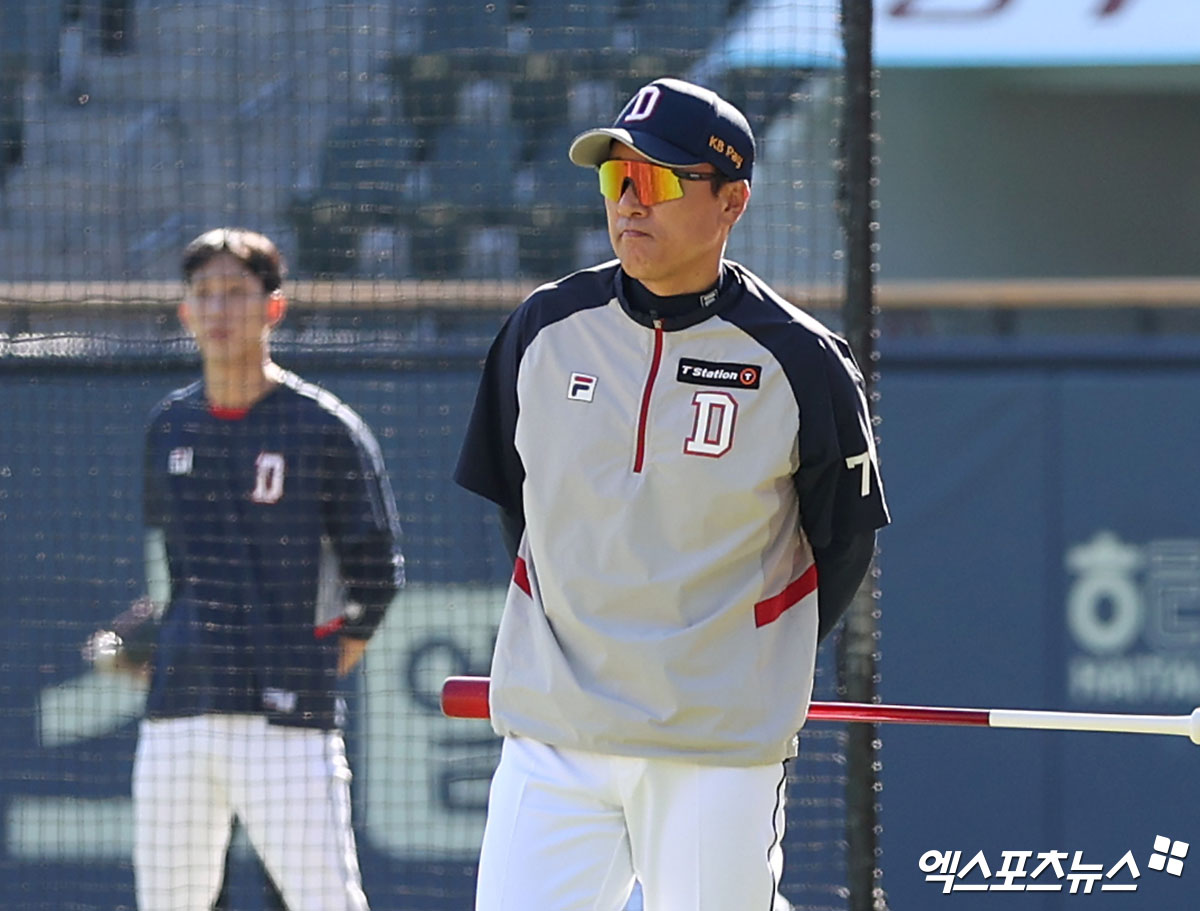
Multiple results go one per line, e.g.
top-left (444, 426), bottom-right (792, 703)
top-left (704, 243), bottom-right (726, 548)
top-left (455, 78), bottom-right (889, 910)
top-left (117, 227), bottom-right (404, 911)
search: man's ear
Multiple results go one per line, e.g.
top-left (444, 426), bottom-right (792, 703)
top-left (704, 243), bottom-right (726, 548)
top-left (267, 292), bottom-right (287, 327)
top-left (177, 301), bottom-right (192, 332)
top-left (721, 181), bottom-right (751, 226)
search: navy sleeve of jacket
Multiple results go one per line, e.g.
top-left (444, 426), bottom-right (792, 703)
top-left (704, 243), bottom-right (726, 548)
top-left (142, 402), bottom-right (181, 595)
top-left (813, 530), bottom-right (876, 642)
top-left (454, 309), bottom-right (527, 514)
top-left (131, 409), bottom-right (172, 660)
top-left (323, 413), bottom-right (405, 638)
top-left (794, 335), bottom-right (889, 550)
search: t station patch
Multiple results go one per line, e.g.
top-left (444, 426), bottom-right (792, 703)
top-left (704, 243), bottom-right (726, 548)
top-left (676, 357), bottom-right (761, 389)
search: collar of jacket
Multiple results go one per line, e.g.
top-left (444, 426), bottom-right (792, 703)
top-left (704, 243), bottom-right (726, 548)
top-left (614, 263), bottom-right (743, 331)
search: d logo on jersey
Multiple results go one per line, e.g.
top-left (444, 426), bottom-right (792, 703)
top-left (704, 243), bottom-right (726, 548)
top-left (684, 392), bottom-right (738, 458)
top-left (252, 452), bottom-right (285, 503)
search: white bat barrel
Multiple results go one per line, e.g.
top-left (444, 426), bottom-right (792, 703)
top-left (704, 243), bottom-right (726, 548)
top-left (988, 707), bottom-right (1200, 742)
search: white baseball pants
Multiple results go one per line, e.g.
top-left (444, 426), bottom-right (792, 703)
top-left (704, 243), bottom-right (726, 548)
top-left (475, 735), bottom-right (789, 911)
top-left (133, 714), bottom-right (368, 911)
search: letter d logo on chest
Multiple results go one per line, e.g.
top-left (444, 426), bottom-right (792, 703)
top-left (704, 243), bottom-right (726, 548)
top-left (251, 452), bottom-right (286, 503)
top-left (684, 392), bottom-right (739, 457)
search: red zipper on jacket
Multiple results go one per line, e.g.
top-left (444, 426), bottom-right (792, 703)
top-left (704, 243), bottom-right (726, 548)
top-left (633, 320), bottom-right (664, 474)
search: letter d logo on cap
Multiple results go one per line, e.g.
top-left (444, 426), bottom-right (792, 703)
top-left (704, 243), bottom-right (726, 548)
top-left (623, 85), bottom-right (661, 122)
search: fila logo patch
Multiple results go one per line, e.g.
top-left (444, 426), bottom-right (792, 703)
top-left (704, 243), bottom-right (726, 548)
top-left (676, 358), bottom-right (761, 389)
top-left (168, 447), bottom-right (193, 475)
top-left (567, 372), bottom-right (597, 402)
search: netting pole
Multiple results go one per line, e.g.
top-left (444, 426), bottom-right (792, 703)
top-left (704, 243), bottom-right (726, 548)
top-left (837, 2), bottom-right (888, 910)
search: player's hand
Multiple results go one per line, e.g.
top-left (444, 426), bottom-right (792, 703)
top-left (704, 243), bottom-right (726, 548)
top-left (82, 628), bottom-right (150, 678)
top-left (82, 596), bottom-right (158, 678)
top-left (82, 629), bottom-right (123, 668)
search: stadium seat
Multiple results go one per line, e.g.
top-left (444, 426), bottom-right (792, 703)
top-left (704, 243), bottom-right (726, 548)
top-left (611, 51), bottom-right (697, 100)
top-left (566, 79), bottom-right (620, 131)
top-left (408, 217), bottom-right (465, 279)
top-left (390, 53), bottom-right (462, 130)
top-left (516, 126), bottom-right (605, 277)
top-left (409, 123), bottom-right (520, 278)
top-left (718, 66), bottom-right (813, 138)
top-left (423, 124), bottom-right (520, 222)
top-left (461, 226), bottom-right (522, 279)
top-left (421, 0), bottom-right (513, 73)
top-left (458, 78), bottom-right (513, 127)
top-left (356, 227), bottom-right (414, 279)
top-left (508, 1), bottom-right (615, 53)
top-left (525, 126), bottom-right (599, 223)
top-left (288, 200), bottom-right (361, 277)
top-left (317, 110), bottom-right (424, 226)
top-left (613, 0), bottom-right (727, 58)
top-left (509, 53), bottom-right (571, 157)
top-left (287, 107), bottom-right (423, 276)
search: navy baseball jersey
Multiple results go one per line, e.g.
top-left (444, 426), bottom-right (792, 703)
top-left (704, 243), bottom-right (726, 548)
top-left (456, 261), bottom-right (889, 764)
top-left (143, 369), bottom-right (404, 729)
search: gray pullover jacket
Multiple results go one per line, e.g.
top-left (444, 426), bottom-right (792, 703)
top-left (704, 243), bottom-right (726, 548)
top-left (456, 261), bottom-right (889, 765)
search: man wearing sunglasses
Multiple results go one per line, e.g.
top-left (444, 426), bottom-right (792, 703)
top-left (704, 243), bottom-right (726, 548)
top-left (456, 77), bottom-right (890, 910)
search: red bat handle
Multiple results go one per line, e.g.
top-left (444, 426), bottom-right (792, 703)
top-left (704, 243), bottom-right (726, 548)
top-left (440, 676), bottom-right (992, 727)
top-left (441, 675), bottom-right (492, 719)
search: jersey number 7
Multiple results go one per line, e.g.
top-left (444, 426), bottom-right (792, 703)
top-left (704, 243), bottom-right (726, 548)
top-left (845, 452), bottom-right (873, 497)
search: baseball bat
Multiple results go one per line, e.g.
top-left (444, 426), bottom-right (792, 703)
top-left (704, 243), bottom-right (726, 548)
top-left (440, 676), bottom-right (1200, 744)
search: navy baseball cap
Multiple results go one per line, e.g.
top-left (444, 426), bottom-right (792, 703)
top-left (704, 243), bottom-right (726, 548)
top-left (569, 78), bottom-right (755, 183)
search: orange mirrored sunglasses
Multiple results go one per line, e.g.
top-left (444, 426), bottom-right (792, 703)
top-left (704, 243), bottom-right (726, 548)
top-left (597, 159), bottom-right (725, 206)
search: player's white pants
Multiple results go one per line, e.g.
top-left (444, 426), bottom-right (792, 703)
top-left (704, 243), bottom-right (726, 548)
top-left (475, 735), bottom-right (789, 911)
top-left (132, 714), bottom-right (368, 911)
